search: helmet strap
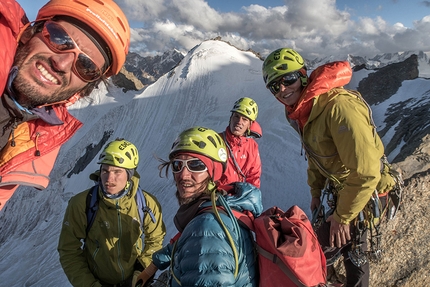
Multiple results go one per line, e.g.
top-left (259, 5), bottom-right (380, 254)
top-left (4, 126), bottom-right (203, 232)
top-left (300, 76), bottom-right (308, 87)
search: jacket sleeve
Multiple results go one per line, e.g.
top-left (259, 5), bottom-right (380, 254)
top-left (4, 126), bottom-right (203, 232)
top-left (329, 95), bottom-right (383, 224)
top-left (152, 243), bottom-right (173, 270)
top-left (57, 191), bottom-right (103, 287)
top-left (307, 159), bottom-right (327, 198)
top-left (140, 192), bottom-right (166, 268)
top-left (0, 0), bottom-right (28, 93)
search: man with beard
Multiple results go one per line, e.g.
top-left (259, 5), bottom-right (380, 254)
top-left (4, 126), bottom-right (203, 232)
top-left (135, 126), bottom-right (262, 287)
top-left (0, 0), bottom-right (130, 209)
top-left (218, 97), bottom-right (262, 189)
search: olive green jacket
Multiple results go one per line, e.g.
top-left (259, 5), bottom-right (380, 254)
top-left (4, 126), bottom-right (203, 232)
top-left (58, 172), bottom-right (166, 287)
top-left (302, 88), bottom-right (384, 224)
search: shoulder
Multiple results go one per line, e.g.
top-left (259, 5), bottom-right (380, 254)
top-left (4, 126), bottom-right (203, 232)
top-left (0, 0), bottom-right (28, 36)
top-left (67, 187), bottom-right (93, 209)
top-left (317, 88), bottom-right (366, 112)
top-left (185, 211), bottom-right (230, 235)
top-left (140, 189), bottom-right (162, 209)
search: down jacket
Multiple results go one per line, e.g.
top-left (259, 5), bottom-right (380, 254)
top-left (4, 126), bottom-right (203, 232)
top-left (0, 0), bottom-right (83, 209)
top-left (58, 171), bottom-right (166, 287)
top-left (287, 61), bottom-right (384, 224)
top-left (218, 127), bottom-right (262, 188)
top-left (152, 182), bottom-right (263, 287)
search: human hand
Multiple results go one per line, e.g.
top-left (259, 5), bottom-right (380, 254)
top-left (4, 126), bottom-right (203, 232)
top-left (133, 263), bottom-right (158, 287)
top-left (326, 215), bottom-right (351, 248)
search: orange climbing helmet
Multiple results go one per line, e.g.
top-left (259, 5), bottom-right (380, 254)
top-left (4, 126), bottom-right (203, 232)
top-left (36, 0), bottom-right (130, 77)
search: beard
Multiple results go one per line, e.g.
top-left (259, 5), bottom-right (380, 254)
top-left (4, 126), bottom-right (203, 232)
top-left (12, 45), bottom-right (83, 108)
top-left (175, 177), bottom-right (210, 206)
top-left (176, 191), bottom-right (202, 206)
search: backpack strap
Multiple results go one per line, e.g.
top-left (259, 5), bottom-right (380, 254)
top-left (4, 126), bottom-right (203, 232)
top-left (85, 185), bottom-right (157, 239)
top-left (221, 132), bottom-right (246, 182)
top-left (85, 184), bottom-right (100, 238)
top-left (136, 186), bottom-right (157, 232)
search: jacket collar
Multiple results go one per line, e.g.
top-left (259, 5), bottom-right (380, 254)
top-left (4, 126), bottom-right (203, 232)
top-left (5, 66), bottom-right (64, 125)
top-left (286, 61), bottom-right (352, 130)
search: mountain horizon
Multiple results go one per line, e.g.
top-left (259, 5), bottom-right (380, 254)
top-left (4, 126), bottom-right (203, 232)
top-left (0, 39), bottom-right (429, 286)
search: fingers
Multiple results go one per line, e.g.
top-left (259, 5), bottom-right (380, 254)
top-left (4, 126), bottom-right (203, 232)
top-left (328, 216), bottom-right (350, 247)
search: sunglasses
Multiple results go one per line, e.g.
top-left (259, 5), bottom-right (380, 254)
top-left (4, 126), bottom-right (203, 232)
top-left (171, 158), bottom-right (208, 173)
top-left (267, 72), bottom-right (300, 95)
top-left (40, 21), bottom-right (104, 82)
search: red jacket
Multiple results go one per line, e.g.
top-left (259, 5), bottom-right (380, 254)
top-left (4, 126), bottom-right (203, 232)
top-left (218, 127), bottom-right (261, 188)
top-left (0, 1), bottom-right (83, 209)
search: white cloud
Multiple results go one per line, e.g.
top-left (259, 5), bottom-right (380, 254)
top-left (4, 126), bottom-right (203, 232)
top-left (122, 0), bottom-right (430, 59)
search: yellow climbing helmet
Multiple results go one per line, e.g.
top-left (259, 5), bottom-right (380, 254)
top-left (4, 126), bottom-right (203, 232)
top-left (98, 139), bottom-right (139, 169)
top-left (230, 97), bottom-right (258, 121)
top-left (169, 126), bottom-right (227, 168)
top-left (262, 48), bottom-right (307, 86)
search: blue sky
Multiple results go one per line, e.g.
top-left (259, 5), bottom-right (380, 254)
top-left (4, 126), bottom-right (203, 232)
top-left (16, 0), bottom-right (430, 59)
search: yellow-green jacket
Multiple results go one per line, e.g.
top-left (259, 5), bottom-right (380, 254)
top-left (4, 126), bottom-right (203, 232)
top-left (287, 61), bottom-right (384, 225)
top-left (58, 172), bottom-right (166, 287)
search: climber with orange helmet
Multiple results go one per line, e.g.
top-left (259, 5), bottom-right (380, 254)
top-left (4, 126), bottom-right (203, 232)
top-left (218, 97), bottom-right (262, 189)
top-left (0, 0), bottom-right (131, 210)
top-left (58, 138), bottom-right (166, 287)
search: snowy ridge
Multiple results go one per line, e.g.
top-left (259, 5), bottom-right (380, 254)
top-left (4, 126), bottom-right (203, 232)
top-left (0, 40), bottom-right (428, 286)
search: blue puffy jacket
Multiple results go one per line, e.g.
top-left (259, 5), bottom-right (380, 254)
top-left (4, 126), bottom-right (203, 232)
top-left (153, 182), bottom-right (263, 287)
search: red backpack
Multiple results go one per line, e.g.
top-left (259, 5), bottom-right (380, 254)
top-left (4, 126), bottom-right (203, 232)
top-left (233, 205), bottom-right (327, 287)
top-left (170, 202), bottom-right (327, 287)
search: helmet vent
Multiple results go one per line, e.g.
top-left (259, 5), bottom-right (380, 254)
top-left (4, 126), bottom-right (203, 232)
top-left (192, 140), bottom-right (206, 149)
top-left (207, 136), bottom-right (217, 148)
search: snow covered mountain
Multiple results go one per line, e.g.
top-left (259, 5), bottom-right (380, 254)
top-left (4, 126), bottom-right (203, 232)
top-left (307, 50), bottom-right (430, 78)
top-left (0, 40), bottom-right (429, 286)
top-left (123, 50), bottom-right (185, 86)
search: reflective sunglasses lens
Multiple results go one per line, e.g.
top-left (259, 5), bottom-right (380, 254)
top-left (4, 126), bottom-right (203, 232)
top-left (75, 54), bottom-right (101, 81)
top-left (43, 22), bottom-right (101, 82)
top-left (268, 73), bottom-right (299, 95)
top-left (44, 22), bottom-right (75, 51)
top-left (280, 73), bottom-right (299, 86)
top-left (171, 161), bottom-right (184, 173)
top-left (186, 159), bottom-right (207, 172)
top-left (268, 81), bottom-right (280, 95)
top-left (171, 159), bottom-right (207, 173)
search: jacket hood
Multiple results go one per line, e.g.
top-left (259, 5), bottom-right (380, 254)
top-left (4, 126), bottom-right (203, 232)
top-left (219, 182), bottom-right (263, 217)
top-left (287, 61), bottom-right (352, 129)
top-left (224, 127), bottom-right (243, 146)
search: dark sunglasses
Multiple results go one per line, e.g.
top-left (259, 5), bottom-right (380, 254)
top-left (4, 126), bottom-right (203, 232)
top-left (267, 72), bottom-right (300, 95)
top-left (40, 21), bottom-right (104, 82)
top-left (171, 158), bottom-right (208, 173)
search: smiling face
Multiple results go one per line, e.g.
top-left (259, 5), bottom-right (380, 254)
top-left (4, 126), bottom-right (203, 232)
top-left (229, 112), bottom-right (252, 136)
top-left (273, 77), bottom-right (303, 107)
top-left (12, 20), bottom-right (105, 107)
top-left (173, 154), bottom-right (210, 205)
